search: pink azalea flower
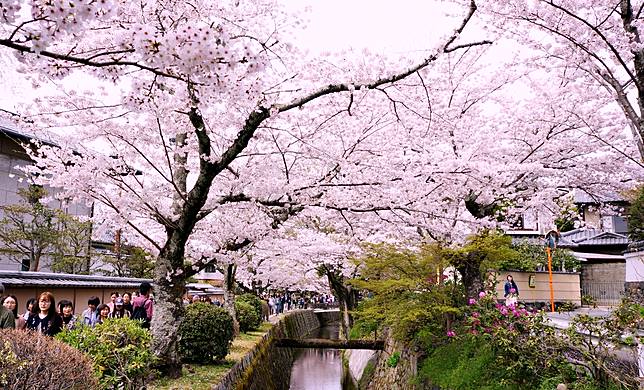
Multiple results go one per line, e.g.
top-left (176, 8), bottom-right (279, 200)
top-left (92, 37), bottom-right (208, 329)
top-left (478, 291), bottom-right (486, 298)
top-left (468, 298), bottom-right (476, 305)
top-left (472, 312), bottom-right (480, 318)
top-left (446, 330), bottom-right (456, 337)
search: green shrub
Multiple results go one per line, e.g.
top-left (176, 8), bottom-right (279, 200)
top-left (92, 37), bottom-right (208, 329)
top-left (179, 303), bottom-right (234, 363)
top-left (1, 328), bottom-right (98, 389)
top-left (56, 318), bottom-right (154, 389)
top-left (419, 336), bottom-right (504, 390)
top-left (235, 300), bottom-right (260, 333)
top-left (237, 293), bottom-right (263, 327)
top-left (387, 351), bottom-right (400, 368)
top-left (581, 294), bottom-right (597, 307)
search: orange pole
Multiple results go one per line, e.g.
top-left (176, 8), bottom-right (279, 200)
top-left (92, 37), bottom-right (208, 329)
top-left (546, 247), bottom-right (555, 312)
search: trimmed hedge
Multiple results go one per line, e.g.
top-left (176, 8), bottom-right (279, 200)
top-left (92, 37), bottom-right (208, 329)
top-left (235, 300), bottom-right (260, 333)
top-left (56, 318), bottom-right (154, 389)
top-left (179, 303), bottom-right (234, 363)
top-left (1, 328), bottom-right (98, 389)
top-left (237, 293), bottom-right (263, 327)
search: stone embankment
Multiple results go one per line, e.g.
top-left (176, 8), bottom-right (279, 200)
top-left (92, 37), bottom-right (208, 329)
top-left (344, 328), bottom-right (420, 390)
top-left (214, 309), bottom-right (339, 390)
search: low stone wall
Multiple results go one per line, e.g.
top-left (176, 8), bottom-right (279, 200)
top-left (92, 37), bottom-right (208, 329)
top-left (362, 329), bottom-right (419, 390)
top-left (213, 310), bottom-right (321, 390)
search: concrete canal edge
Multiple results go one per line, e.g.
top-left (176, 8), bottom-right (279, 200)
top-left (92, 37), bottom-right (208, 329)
top-left (213, 309), bottom-right (340, 390)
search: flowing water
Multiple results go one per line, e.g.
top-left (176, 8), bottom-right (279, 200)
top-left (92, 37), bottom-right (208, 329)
top-left (289, 324), bottom-right (349, 390)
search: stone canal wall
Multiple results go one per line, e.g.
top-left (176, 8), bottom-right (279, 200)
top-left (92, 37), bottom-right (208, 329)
top-left (214, 310), bottom-right (330, 390)
top-left (361, 329), bottom-right (420, 390)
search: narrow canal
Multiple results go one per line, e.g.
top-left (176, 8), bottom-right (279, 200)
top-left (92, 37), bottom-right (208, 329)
top-left (288, 323), bottom-right (354, 390)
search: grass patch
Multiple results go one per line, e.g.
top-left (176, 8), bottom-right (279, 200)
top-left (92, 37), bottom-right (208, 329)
top-left (419, 336), bottom-right (513, 390)
top-left (149, 322), bottom-right (273, 390)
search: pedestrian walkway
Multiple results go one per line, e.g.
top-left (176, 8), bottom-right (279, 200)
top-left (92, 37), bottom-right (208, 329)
top-left (545, 306), bottom-right (641, 371)
top-left (545, 306), bottom-right (612, 329)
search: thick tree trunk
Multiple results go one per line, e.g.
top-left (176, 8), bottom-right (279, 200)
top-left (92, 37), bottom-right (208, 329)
top-left (223, 263), bottom-right (240, 336)
top-left (324, 269), bottom-right (358, 340)
top-left (455, 252), bottom-right (484, 299)
top-left (151, 238), bottom-right (187, 378)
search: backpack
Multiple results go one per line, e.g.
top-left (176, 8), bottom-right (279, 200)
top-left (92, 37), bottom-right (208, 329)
top-left (132, 298), bottom-right (150, 328)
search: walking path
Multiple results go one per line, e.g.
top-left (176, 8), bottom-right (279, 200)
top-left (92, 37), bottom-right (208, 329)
top-left (545, 306), bottom-right (612, 329)
top-left (544, 306), bottom-right (642, 371)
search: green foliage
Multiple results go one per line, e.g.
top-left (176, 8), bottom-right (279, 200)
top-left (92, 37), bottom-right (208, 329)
top-left (387, 351), bottom-right (400, 368)
top-left (443, 230), bottom-right (519, 273)
top-left (235, 300), bottom-right (260, 333)
top-left (100, 246), bottom-right (155, 278)
top-left (1, 328), bottom-right (98, 389)
top-left (51, 212), bottom-right (93, 274)
top-left (419, 335), bottom-right (506, 390)
top-left (237, 293), bottom-right (263, 328)
top-left (0, 186), bottom-right (62, 271)
top-left (581, 294), bottom-right (597, 307)
top-left (627, 185), bottom-right (644, 241)
top-left (562, 307), bottom-right (640, 389)
top-left (179, 303), bottom-right (234, 362)
top-left (56, 318), bottom-right (154, 389)
top-left (0, 186), bottom-right (95, 273)
top-left (556, 301), bottom-right (578, 312)
top-left (350, 243), bottom-right (462, 345)
top-left (502, 241), bottom-right (580, 272)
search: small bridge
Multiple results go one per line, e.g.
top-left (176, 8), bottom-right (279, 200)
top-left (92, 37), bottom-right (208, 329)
top-left (275, 338), bottom-right (384, 350)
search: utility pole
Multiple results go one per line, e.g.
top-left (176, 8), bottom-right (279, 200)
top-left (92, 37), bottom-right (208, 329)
top-left (545, 229), bottom-right (559, 313)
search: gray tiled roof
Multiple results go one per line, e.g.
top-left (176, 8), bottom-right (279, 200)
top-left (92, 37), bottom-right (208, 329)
top-left (572, 189), bottom-right (625, 204)
top-left (560, 228), bottom-right (629, 246)
top-left (0, 122), bottom-right (60, 147)
top-left (0, 270), bottom-right (152, 288)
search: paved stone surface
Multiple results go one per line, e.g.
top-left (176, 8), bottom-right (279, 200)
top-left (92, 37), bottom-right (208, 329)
top-left (545, 307), bottom-right (612, 329)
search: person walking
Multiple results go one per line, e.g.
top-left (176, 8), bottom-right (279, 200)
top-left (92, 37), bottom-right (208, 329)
top-left (26, 292), bottom-right (63, 336)
top-left (0, 283), bottom-right (16, 329)
top-left (2, 295), bottom-right (18, 321)
top-left (109, 297), bottom-right (131, 319)
top-left (58, 299), bottom-right (78, 330)
top-left (132, 282), bottom-right (153, 328)
top-left (82, 296), bottom-right (100, 327)
top-left (504, 275), bottom-right (519, 306)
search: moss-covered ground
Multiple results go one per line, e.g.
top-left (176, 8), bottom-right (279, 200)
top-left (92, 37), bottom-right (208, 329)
top-left (149, 322), bottom-right (273, 390)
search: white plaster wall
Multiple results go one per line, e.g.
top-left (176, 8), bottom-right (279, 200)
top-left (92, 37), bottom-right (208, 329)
top-left (625, 250), bottom-right (644, 283)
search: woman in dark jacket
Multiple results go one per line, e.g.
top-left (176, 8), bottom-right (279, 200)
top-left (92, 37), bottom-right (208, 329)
top-left (26, 291), bottom-right (63, 336)
top-left (503, 275), bottom-right (520, 306)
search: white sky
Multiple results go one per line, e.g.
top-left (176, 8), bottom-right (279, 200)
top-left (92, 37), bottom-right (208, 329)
top-left (283, 0), bottom-right (458, 53)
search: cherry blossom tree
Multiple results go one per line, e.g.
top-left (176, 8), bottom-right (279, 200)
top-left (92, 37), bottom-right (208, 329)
top-left (0, 0), bottom-right (494, 376)
top-left (2, 0), bottom-right (642, 378)
top-left (480, 0), bottom-right (644, 160)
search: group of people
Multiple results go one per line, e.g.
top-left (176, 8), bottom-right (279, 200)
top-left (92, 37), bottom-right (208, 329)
top-left (265, 292), bottom-right (337, 315)
top-left (0, 282), bottom-right (154, 337)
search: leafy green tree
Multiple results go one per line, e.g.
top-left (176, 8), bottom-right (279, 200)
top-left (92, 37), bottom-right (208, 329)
top-left (499, 241), bottom-right (580, 272)
top-left (0, 186), bottom-right (61, 271)
top-left (350, 243), bottom-right (462, 345)
top-left (442, 230), bottom-right (518, 299)
top-left (100, 246), bottom-right (155, 279)
top-left (51, 213), bottom-right (93, 274)
top-left (0, 186), bottom-right (94, 273)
